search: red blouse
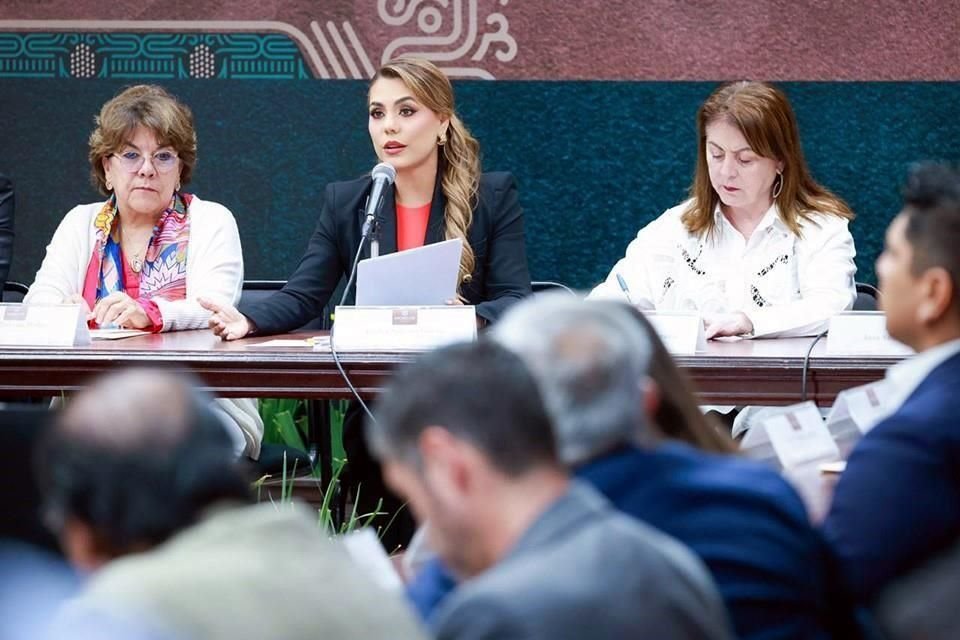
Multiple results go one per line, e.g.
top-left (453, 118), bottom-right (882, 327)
top-left (397, 202), bottom-right (431, 252)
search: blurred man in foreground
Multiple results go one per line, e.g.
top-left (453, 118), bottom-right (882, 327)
top-left (38, 368), bottom-right (426, 640)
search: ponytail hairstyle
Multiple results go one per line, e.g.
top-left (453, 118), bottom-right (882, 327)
top-left (372, 57), bottom-right (481, 289)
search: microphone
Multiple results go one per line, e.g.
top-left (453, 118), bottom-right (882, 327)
top-left (361, 162), bottom-right (397, 238)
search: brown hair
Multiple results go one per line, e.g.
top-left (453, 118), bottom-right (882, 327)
top-left (624, 306), bottom-right (736, 454)
top-left (88, 84), bottom-right (197, 196)
top-left (682, 81), bottom-right (853, 237)
top-left (372, 57), bottom-right (481, 290)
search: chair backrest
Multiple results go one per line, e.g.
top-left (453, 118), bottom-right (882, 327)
top-left (853, 281), bottom-right (880, 311)
top-left (2, 280), bottom-right (29, 303)
top-left (239, 280), bottom-right (329, 331)
top-left (531, 280), bottom-right (576, 296)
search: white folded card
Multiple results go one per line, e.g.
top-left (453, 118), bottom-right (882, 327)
top-left (826, 379), bottom-right (894, 437)
top-left (645, 311), bottom-right (707, 355)
top-left (0, 303), bottom-right (91, 347)
top-left (357, 238), bottom-right (462, 306)
top-left (761, 400), bottom-right (840, 469)
top-left (331, 305), bottom-right (477, 351)
top-left (826, 312), bottom-right (913, 356)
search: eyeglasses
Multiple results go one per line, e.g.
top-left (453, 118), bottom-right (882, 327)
top-left (110, 149), bottom-right (180, 174)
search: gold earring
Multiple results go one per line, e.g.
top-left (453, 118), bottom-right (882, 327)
top-left (437, 131), bottom-right (447, 146)
top-left (105, 180), bottom-right (113, 191)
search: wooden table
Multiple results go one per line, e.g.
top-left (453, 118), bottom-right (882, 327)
top-left (0, 330), bottom-right (902, 406)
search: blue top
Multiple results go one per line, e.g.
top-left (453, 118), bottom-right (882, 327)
top-left (408, 442), bottom-right (840, 640)
top-left (823, 352), bottom-right (960, 604)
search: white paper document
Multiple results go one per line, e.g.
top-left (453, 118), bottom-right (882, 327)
top-left (357, 238), bottom-right (462, 306)
top-left (249, 337), bottom-right (330, 349)
top-left (340, 527), bottom-right (403, 592)
top-left (90, 329), bottom-right (149, 341)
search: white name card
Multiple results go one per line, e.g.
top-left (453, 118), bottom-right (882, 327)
top-left (826, 312), bottom-right (914, 356)
top-left (827, 379), bottom-right (893, 436)
top-left (646, 312), bottom-right (707, 355)
top-left (331, 305), bottom-right (477, 352)
top-left (761, 400), bottom-right (840, 469)
top-left (0, 303), bottom-right (91, 347)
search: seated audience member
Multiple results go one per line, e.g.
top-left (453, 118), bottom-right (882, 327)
top-left (368, 340), bottom-right (733, 640)
top-left (625, 307), bottom-right (736, 453)
top-left (0, 173), bottom-right (14, 292)
top-left (592, 80), bottom-right (856, 339)
top-left (0, 406), bottom-right (79, 640)
top-left (37, 368), bottom-right (428, 640)
top-left (409, 296), bottom-right (851, 639)
top-left (24, 84), bottom-right (261, 458)
top-left (823, 163), bottom-right (960, 606)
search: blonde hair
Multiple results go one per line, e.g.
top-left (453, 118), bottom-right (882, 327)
top-left (373, 57), bottom-right (481, 288)
top-left (88, 84), bottom-right (197, 196)
top-left (683, 81), bottom-right (853, 237)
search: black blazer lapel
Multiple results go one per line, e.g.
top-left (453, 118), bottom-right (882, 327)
top-left (377, 185), bottom-right (398, 257)
top-left (424, 176), bottom-right (446, 245)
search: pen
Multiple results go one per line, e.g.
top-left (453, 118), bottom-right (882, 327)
top-left (615, 273), bottom-right (634, 303)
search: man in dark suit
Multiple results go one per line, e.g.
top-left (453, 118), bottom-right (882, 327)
top-left (368, 340), bottom-right (733, 640)
top-left (823, 163), bottom-right (960, 605)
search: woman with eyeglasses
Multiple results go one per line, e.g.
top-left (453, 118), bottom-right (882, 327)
top-left (25, 85), bottom-right (261, 458)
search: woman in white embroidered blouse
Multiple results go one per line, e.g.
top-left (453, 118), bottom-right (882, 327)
top-left (592, 81), bottom-right (857, 339)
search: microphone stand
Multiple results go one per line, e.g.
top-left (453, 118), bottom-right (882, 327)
top-left (369, 214), bottom-right (381, 259)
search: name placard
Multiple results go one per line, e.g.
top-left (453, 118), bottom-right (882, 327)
top-left (0, 304), bottom-right (91, 347)
top-left (827, 379), bottom-right (893, 434)
top-left (761, 401), bottom-right (840, 469)
top-left (826, 312), bottom-right (913, 356)
top-left (646, 312), bottom-right (707, 355)
top-left (331, 305), bottom-right (477, 352)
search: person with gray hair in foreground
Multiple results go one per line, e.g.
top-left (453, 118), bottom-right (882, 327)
top-left (368, 340), bottom-right (732, 640)
top-left (38, 367), bottom-right (427, 640)
top-left (408, 295), bottom-right (854, 640)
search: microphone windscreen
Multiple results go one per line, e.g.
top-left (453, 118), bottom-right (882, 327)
top-left (371, 162), bottom-right (397, 185)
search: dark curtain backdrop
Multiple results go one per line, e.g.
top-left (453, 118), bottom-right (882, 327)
top-left (1, 80), bottom-right (957, 289)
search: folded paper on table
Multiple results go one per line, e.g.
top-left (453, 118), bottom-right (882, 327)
top-left (0, 303), bottom-right (90, 347)
top-left (90, 328), bottom-right (149, 340)
top-left (357, 238), bottom-right (462, 306)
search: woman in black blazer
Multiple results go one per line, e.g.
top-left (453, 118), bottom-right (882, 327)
top-left (202, 57), bottom-right (532, 548)
top-left (202, 57), bottom-right (531, 338)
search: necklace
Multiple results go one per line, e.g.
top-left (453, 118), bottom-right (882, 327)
top-left (119, 225), bottom-right (154, 274)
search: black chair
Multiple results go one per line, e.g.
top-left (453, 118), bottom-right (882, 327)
top-left (2, 280), bottom-right (29, 303)
top-left (854, 281), bottom-right (880, 311)
top-left (531, 280), bottom-right (576, 296)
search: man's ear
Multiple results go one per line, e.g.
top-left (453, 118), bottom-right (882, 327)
top-left (419, 426), bottom-right (472, 494)
top-left (917, 266), bottom-right (956, 326)
top-left (61, 517), bottom-right (112, 572)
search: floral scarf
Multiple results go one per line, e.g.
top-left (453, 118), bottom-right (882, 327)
top-left (81, 192), bottom-right (192, 310)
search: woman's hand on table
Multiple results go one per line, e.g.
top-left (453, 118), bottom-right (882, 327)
top-left (91, 292), bottom-right (151, 329)
top-left (199, 297), bottom-right (252, 341)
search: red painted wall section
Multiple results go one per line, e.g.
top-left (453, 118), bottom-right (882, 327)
top-left (1, 0), bottom-right (956, 80)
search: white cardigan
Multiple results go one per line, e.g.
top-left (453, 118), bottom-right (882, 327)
top-left (25, 197), bottom-right (263, 458)
top-left (25, 196), bottom-right (244, 331)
